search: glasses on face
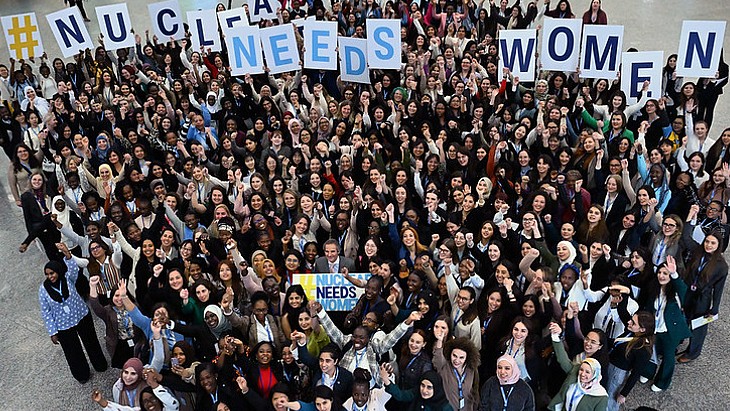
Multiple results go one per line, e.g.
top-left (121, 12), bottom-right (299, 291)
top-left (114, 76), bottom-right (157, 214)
top-left (662, 222), bottom-right (677, 228)
top-left (90, 245), bottom-right (102, 251)
top-left (708, 207), bottom-right (721, 212)
top-left (523, 217), bottom-right (535, 222)
top-left (253, 308), bottom-right (268, 314)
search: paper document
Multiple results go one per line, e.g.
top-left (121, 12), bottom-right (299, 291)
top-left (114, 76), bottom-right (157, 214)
top-left (691, 314), bottom-right (719, 330)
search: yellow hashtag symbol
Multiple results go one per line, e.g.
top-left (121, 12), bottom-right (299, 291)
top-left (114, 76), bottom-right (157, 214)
top-left (7, 15), bottom-right (39, 60)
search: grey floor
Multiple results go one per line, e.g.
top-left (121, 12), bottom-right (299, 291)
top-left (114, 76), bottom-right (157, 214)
top-left (0, 0), bottom-right (729, 410)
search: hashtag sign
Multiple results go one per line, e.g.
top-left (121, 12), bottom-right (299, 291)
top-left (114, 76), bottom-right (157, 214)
top-left (7, 15), bottom-right (39, 59)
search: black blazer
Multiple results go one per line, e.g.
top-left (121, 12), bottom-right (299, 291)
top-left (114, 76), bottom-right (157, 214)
top-left (684, 258), bottom-right (728, 319)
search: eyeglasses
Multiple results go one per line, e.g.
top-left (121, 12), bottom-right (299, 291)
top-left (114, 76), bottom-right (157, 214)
top-left (90, 245), bottom-right (102, 251)
top-left (662, 222), bottom-right (677, 228)
top-left (708, 207), bottom-right (722, 212)
top-left (253, 308), bottom-right (268, 314)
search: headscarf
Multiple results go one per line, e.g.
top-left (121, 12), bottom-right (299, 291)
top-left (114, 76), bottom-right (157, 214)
top-left (496, 355), bottom-right (521, 385)
top-left (43, 260), bottom-right (69, 303)
top-left (204, 91), bottom-right (222, 113)
top-left (288, 118), bottom-right (302, 146)
top-left (204, 304), bottom-right (231, 339)
top-left (52, 195), bottom-right (74, 248)
top-left (416, 371), bottom-right (448, 408)
top-left (557, 240), bottom-right (577, 269)
top-left (574, 358), bottom-right (607, 396)
top-left (119, 357), bottom-right (148, 407)
top-left (20, 86), bottom-right (50, 117)
top-left (96, 134), bottom-right (111, 161)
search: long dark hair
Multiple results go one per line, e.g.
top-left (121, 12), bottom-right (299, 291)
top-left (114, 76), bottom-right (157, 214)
top-left (626, 311), bottom-right (655, 356)
top-left (684, 231), bottom-right (726, 286)
top-left (12, 143), bottom-right (41, 171)
top-left (643, 263), bottom-right (680, 307)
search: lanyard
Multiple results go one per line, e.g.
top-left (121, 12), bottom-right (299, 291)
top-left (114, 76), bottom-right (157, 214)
top-left (91, 209), bottom-right (102, 221)
top-left (601, 307), bottom-right (615, 329)
top-left (126, 200), bottom-right (136, 214)
top-left (483, 316), bottom-right (493, 331)
top-left (453, 308), bottom-right (462, 328)
top-left (262, 319), bottom-right (273, 343)
top-left (405, 293), bottom-right (415, 308)
top-left (507, 341), bottom-right (523, 358)
top-left (354, 349), bottom-right (366, 368)
top-left (604, 193), bottom-right (616, 213)
top-left (321, 368), bottom-right (338, 388)
top-left (499, 386), bottom-right (513, 411)
top-left (655, 295), bottom-right (665, 321)
top-left (655, 239), bottom-right (666, 265)
top-left (567, 385), bottom-right (582, 411)
top-left (125, 389), bottom-right (137, 407)
top-left (406, 352), bottom-right (421, 370)
top-left (692, 257), bottom-right (708, 290)
top-left (50, 284), bottom-right (66, 303)
top-left (99, 262), bottom-right (111, 289)
top-left (210, 388), bottom-right (218, 404)
top-left (72, 187), bottom-right (82, 204)
top-left (197, 182), bottom-right (205, 200)
top-left (452, 367), bottom-right (466, 400)
top-left (627, 268), bottom-right (639, 278)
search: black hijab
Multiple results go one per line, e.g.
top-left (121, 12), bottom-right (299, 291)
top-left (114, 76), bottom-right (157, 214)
top-left (414, 371), bottom-right (448, 410)
top-left (43, 260), bottom-right (69, 303)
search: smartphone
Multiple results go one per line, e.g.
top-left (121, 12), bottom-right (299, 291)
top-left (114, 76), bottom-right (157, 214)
top-left (171, 357), bottom-right (179, 367)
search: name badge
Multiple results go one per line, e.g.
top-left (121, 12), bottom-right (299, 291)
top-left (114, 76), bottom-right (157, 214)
top-left (127, 339), bottom-right (135, 347)
top-left (459, 398), bottom-right (465, 409)
top-left (63, 305), bottom-right (71, 314)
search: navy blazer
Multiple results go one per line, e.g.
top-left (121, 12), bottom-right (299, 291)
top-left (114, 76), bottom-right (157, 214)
top-left (296, 342), bottom-right (353, 402)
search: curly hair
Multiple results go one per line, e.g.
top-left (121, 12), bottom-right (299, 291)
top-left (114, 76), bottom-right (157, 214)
top-left (443, 337), bottom-right (480, 370)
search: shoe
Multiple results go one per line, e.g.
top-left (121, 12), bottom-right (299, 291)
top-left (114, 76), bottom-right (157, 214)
top-left (651, 384), bottom-right (663, 392)
top-left (639, 376), bottom-right (649, 384)
top-left (677, 355), bottom-right (693, 364)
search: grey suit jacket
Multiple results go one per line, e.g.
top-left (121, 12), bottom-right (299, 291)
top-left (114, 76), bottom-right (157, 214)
top-left (314, 256), bottom-right (356, 273)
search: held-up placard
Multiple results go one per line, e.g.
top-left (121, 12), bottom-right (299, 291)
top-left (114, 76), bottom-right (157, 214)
top-left (247, 0), bottom-right (277, 23)
top-left (46, 7), bottom-right (93, 58)
top-left (95, 4), bottom-right (135, 51)
top-left (304, 21), bottom-right (337, 70)
top-left (621, 51), bottom-right (663, 105)
top-left (260, 24), bottom-right (300, 74)
top-left (366, 19), bottom-right (401, 70)
top-left (187, 9), bottom-right (221, 52)
top-left (148, 0), bottom-right (185, 41)
top-left (580, 25), bottom-right (623, 79)
top-left (224, 25), bottom-right (264, 75)
top-left (676, 20), bottom-right (727, 78)
top-left (1, 13), bottom-right (44, 60)
top-left (338, 37), bottom-right (369, 84)
top-left (541, 18), bottom-right (582, 72)
top-left (498, 29), bottom-right (537, 81)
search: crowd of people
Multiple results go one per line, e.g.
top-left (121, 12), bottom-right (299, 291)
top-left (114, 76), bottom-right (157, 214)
top-left (3, 0), bottom-right (729, 410)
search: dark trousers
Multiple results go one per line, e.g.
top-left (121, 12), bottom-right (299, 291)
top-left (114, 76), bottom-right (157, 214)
top-left (110, 339), bottom-right (135, 369)
top-left (67, 0), bottom-right (89, 20)
top-left (686, 322), bottom-right (709, 359)
top-left (56, 313), bottom-right (108, 382)
top-left (640, 332), bottom-right (679, 389)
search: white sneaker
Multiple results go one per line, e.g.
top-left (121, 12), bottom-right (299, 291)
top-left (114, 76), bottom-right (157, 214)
top-left (639, 376), bottom-right (649, 384)
top-left (651, 384), bottom-right (663, 392)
